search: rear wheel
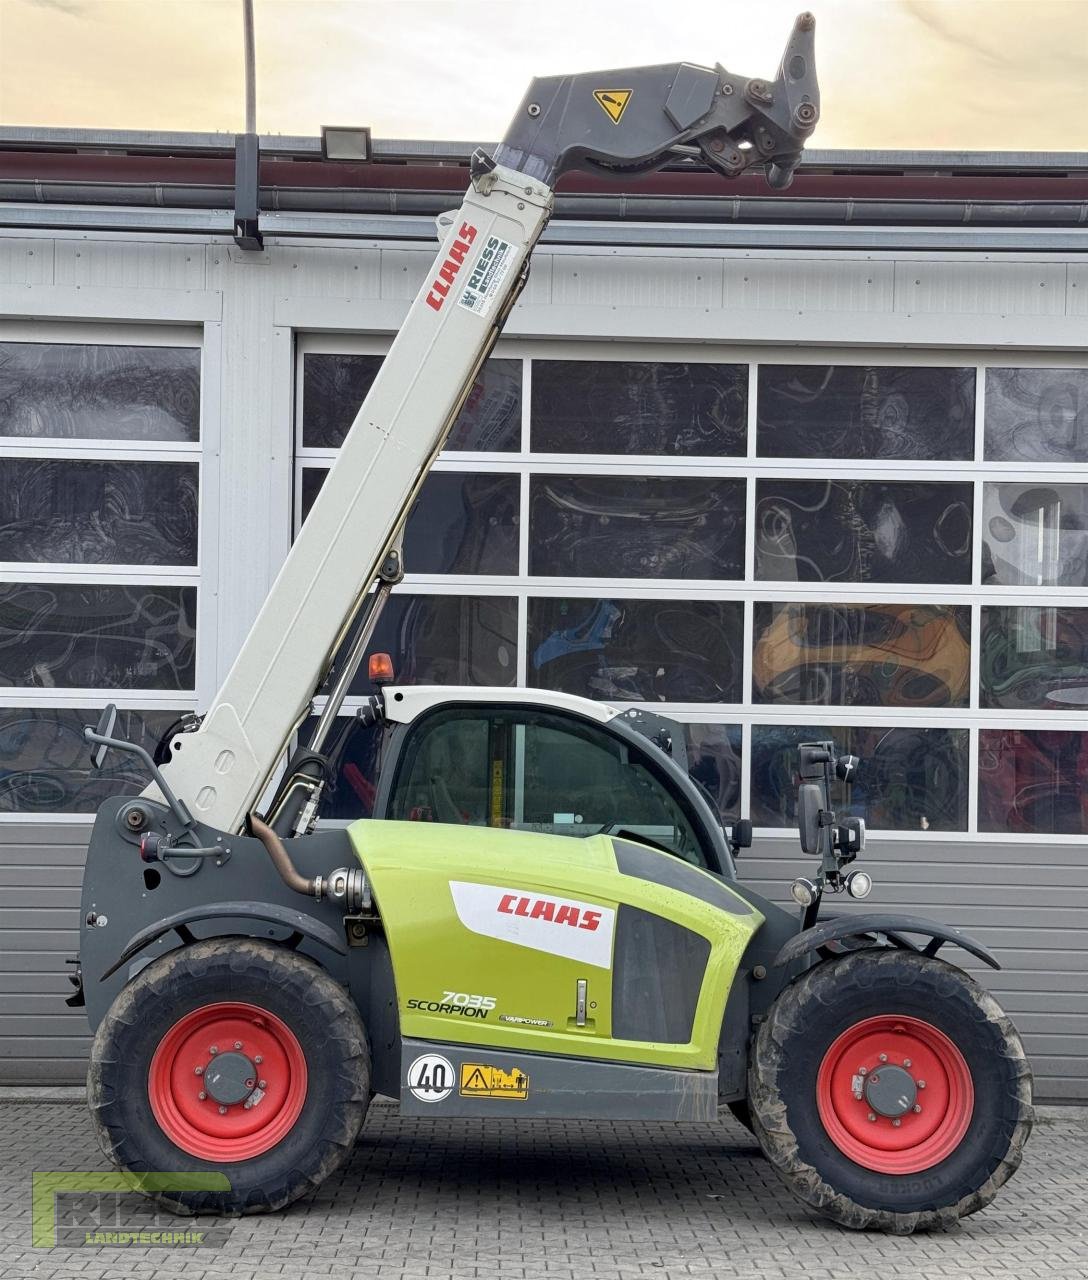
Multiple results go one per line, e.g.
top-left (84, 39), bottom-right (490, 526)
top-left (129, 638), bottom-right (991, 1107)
top-left (748, 948), bottom-right (1032, 1233)
top-left (89, 938), bottom-right (370, 1214)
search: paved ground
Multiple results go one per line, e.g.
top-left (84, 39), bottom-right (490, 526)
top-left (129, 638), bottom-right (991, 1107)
top-left (1, 1099), bottom-right (1085, 1280)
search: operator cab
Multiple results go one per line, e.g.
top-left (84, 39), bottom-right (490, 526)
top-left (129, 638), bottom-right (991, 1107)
top-left (314, 658), bottom-right (747, 876)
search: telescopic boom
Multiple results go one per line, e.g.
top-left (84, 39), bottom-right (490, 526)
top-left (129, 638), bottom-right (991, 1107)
top-left (146, 13), bottom-right (820, 833)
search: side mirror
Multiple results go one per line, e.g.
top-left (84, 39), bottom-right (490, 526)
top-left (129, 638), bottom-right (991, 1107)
top-left (729, 817), bottom-right (752, 854)
top-left (797, 781), bottom-right (823, 855)
top-left (87, 704), bottom-right (118, 770)
top-left (836, 753), bottom-right (860, 784)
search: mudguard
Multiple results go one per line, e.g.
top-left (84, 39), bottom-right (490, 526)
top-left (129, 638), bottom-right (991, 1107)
top-left (100, 901), bottom-right (347, 980)
top-left (773, 912), bottom-right (1000, 971)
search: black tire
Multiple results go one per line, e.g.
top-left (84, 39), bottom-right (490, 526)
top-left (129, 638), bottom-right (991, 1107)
top-left (748, 949), bottom-right (1032, 1233)
top-left (88, 938), bottom-right (370, 1214)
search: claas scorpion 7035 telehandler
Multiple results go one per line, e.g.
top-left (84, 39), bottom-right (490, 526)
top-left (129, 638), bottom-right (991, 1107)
top-left (69, 15), bottom-right (1031, 1232)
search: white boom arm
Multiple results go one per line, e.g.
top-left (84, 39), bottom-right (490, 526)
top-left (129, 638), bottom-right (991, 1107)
top-left (140, 15), bottom-right (820, 833)
top-left (149, 167), bottom-right (552, 830)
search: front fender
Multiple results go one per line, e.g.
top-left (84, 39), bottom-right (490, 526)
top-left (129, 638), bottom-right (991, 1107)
top-left (100, 900), bottom-right (347, 981)
top-left (773, 912), bottom-right (1000, 971)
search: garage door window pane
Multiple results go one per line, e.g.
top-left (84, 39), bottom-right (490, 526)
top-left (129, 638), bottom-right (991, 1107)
top-left (531, 361), bottom-right (747, 456)
top-left (302, 469), bottom-right (519, 575)
top-left (338, 593), bottom-right (517, 697)
top-left (683, 723), bottom-right (742, 823)
top-left (757, 365), bottom-right (974, 460)
top-left (755, 480), bottom-right (973, 584)
top-left (0, 707), bottom-right (180, 813)
top-left (0, 342), bottom-right (200, 442)
top-left (752, 602), bottom-right (971, 708)
top-left (530, 476), bottom-right (745, 579)
top-left (528, 598), bottom-right (743, 702)
top-left (982, 483), bottom-right (1088, 587)
top-left (984, 368), bottom-right (1088, 462)
top-left (0, 459), bottom-right (199, 565)
top-left (980, 606), bottom-right (1088, 711)
top-left (0, 583), bottom-right (196, 690)
top-left (978, 728), bottom-right (1088, 834)
top-left (302, 354), bottom-right (521, 451)
top-left (751, 724), bottom-right (968, 832)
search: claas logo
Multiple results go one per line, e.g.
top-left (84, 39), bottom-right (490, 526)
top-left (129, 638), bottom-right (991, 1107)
top-left (497, 893), bottom-right (602, 932)
top-left (425, 222), bottom-right (477, 311)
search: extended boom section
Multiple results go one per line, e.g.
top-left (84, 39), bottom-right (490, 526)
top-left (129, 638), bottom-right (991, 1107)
top-left (145, 14), bottom-right (821, 833)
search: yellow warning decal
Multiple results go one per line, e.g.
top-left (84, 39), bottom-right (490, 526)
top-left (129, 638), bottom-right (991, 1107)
top-left (460, 1062), bottom-right (530, 1100)
top-left (593, 89), bottom-right (632, 124)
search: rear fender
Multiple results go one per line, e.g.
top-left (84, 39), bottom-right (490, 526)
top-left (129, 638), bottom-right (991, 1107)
top-left (773, 912), bottom-right (1000, 971)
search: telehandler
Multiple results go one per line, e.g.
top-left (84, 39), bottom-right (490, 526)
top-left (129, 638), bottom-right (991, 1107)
top-left (70, 14), bottom-right (1032, 1232)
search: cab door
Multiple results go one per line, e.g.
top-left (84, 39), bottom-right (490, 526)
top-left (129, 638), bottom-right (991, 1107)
top-left (378, 703), bottom-right (716, 868)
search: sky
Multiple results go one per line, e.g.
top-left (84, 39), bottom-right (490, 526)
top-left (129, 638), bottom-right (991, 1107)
top-left (1, 0), bottom-right (1087, 150)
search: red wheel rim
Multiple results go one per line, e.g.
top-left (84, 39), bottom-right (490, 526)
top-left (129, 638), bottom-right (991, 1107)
top-left (148, 1002), bottom-right (307, 1162)
top-left (816, 1014), bottom-right (974, 1174)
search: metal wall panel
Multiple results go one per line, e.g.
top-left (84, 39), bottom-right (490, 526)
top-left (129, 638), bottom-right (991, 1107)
top-left (1, 221), bottom-right (1087, 1097)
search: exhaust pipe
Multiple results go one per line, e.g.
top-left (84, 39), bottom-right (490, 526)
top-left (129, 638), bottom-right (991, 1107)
top-left (247, 813), bottom-right (369, 912)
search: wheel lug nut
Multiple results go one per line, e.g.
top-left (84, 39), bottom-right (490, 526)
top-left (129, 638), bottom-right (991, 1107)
top-left (198, 1091), bottom-right (207, 1101)
top-left (878, 1053), bottom-right (888, 1063)
top-left (218, 1106), bottom-right (227, 1115)
top-left (234, 1041), bottom-right (242, 1050)
top-left (892, 1118), bottom-right (901, 1127)
top-left (194, 1066), bottom-right (204, 1076)
top-left (913, 1104), bottom-right (922, 1113)
top-left (857, 1067), bottom-right (868, 1077)
top-left (259, 1079), bottom-right (267, 1089)
top-left (209, 1045), bottom-right (218, 1055)
top-left (867, 1113), bottom-right (877, 1122)
top-left (918, 1080), bottom-right (926, 1089)
top-left (903, 1059), bottom-right (912, 1068)
top-left (254, 1056), bottom-right (263, 1065)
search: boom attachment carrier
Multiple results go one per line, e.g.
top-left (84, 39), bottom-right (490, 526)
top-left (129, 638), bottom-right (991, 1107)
top-left (137, 15), bottom-right (820, 835)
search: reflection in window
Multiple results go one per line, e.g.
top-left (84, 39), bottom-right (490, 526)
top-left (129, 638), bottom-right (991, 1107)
top-left (982, 483), bottom-right (1088, 587)
top-left (0, 583), bottom-right (196, 690)
top-left (0, 459), bottom-right (199, 566)
top-left (758, 365), bottom-right (974, 460)
top-left (337, 593), bottom-right (517, 697)
top-left (683, 723), bottom-right (742, 824)
top-left (528, 597), bottom-right (743, 702)
top-left (980, 606), bottom-right (1088, 711)
top-left (0, 343), bottom-right (200, 442)
top-left (978, 728), bottom-right (1088, 834)
top-left (750, 724), bottom-right (968, 832)
top-left (301, 354), bottom-right (521, 451)
top-left (301, 469), bottom-right (520, 574)
top-left (531, 361), bottom-right (747, 455)
top-left (529, 476), bottom-right (745, 579)
top-left (0, 707), bottom-right (180, 813)
top-left (984, 368), bottom-right (1088, 463)
top-left (752, 603), bottom-right (970, 708)
top-left (755, 479), bottom-right (973, 584)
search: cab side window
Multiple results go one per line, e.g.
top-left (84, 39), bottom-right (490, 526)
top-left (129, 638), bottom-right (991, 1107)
top-left (386, 707), bottom-right (707, 866)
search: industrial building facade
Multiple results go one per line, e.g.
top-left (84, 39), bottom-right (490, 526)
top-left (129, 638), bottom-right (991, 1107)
top-left (0, 131), bottom-right (1085, 1098)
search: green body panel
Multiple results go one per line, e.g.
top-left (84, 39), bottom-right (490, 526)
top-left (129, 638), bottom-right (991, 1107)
top-left (348, 821), bottom-right (764, 1071)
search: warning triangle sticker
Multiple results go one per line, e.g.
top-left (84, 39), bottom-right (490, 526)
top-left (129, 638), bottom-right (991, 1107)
top-left (593, 89), bottom-right (632, 124)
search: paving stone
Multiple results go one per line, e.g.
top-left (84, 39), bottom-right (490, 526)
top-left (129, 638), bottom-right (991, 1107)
top-left (1, 1102), bottom-right (1083, 1280)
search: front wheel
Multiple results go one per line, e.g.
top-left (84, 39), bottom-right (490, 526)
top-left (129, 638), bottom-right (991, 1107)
top-left (748, 948), bottom-right (1032, 1233)
top-left (89, 938), bottom-right (370, 1214)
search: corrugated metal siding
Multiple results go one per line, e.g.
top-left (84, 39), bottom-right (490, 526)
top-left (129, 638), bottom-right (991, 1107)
top-left (0, 823), bottom-right (92, 1085)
